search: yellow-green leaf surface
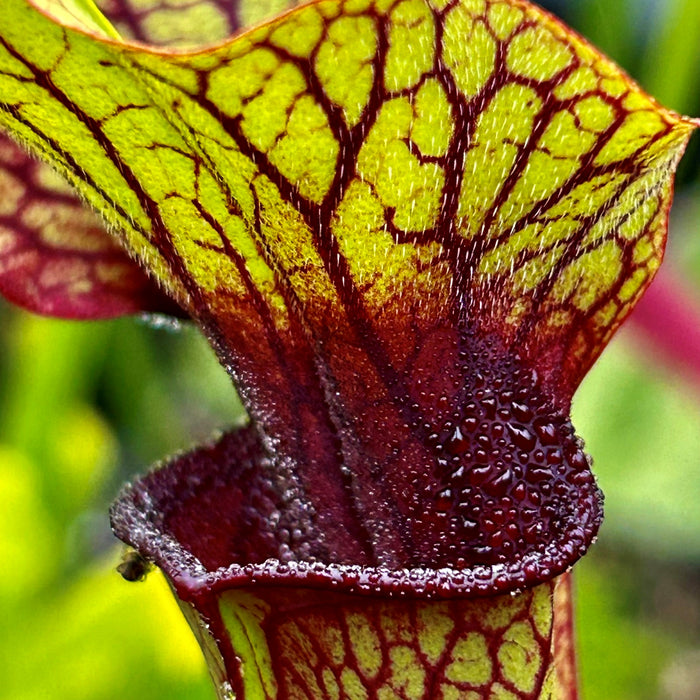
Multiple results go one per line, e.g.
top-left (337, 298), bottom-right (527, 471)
top-left (208, 581), bottom-right (563, 699)
top-left (0, 139), bottom-right (181, 317)
top-left (0, 0), bottom-right (298, 319)
top-left (32, 0), bottom-right (121, 39)
top-left (0, 0), bottom-right (694, 394)
top-left (2, 0), bottom-right (696, 577)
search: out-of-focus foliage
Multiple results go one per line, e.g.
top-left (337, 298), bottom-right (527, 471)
top-left (0, 311), bottom-right (235, 700)
top-left (0, 0), bottom-right (698, 699)
top-left (574, 341), bottom-right (700, 700)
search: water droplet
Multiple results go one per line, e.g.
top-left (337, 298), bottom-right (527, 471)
top-left (484, 468), bottom-right (514, 498)
top-left (426, 432), bottom-right (441, 448)
top-left (482, 396), bottom-right (497, 418)
top-left (511, 401), bottom-right (532, 421)
top-left (572, 471), bottom-right (593, 486)
top-left (477, 434), bottom-right (491, 448)
top-left (461, 518), bottom-right (479, 535)
top-left (447, 426), bottom-right (469, 454)
top-left (554, 482), bottom-right (569, 497)
top-left (435, 488), bottom-right (453, 512)
top-left (524, 523), bottom-right (542, 544)
top-left (513, 482), bottom-right (527, 501)
top-left (546, 449), bottom-right (563, 466)
top-left (489, 530), bottom-right (505, 548)
top-left (469, 464), bottom-right (492, 486)
top-left (508, 424), bottom-right (536, 451)
top-left (533, 418), bottom-right (559, 445)
top-left (462, 416), bottom-right (479, 432)
top-left (570, 450), bottom-right (588, 471)
top-left (483, 518), bottom-right (497, 533)
top-left (138, 313), bottom-right (183, 332)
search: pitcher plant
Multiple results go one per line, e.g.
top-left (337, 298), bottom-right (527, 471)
top-left (0, 0), bottom-right (697, 697)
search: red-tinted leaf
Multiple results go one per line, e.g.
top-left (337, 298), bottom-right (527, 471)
top-left (0, 0), bottom-right (300, 318)
top-left (553, 572), bottom-right (578, 699)
top-left (96, 0), bottom-right (300, 48)
top-left (0, 136), bottom-right (181, 317)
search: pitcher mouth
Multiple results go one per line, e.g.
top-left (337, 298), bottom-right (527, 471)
top-left (110, 425), bottom-right (602, 603)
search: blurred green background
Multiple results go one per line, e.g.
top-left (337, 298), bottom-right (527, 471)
top-left (1, 0), bottom-right (699, 698)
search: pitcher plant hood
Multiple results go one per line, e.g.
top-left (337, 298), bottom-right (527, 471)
top-left (0, 0), bottom-right (697, 697)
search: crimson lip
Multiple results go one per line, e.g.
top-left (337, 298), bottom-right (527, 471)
top-left (110, 423), bottom-right (601, 604)
top-left (109, 423), bottom-right (588, 698)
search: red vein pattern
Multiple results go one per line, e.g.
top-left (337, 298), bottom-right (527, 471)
top-left (0, 133), bottom-right (183, 317)
top-left (2, 3), bottom-right (695, 696)
top-left (2, 0), bottom-right (697, 601)
top-left (113, 426), bottom-right (570, 698)
top-left (97, 0), bottom-right (301, 48)
top-left (0, 0), bottom-right (300, 318)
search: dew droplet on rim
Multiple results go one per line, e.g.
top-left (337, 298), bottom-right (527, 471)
top-left (418, 339), bottom-right (601, 574)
